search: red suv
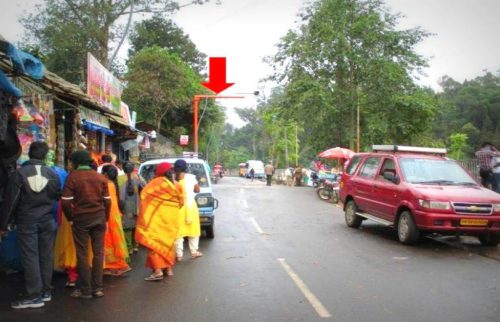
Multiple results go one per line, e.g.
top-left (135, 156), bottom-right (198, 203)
top-left (339, 145), bottom-right (500, 245)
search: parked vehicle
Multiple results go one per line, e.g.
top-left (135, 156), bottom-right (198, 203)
top-left (339, 145), bottom-right (500, 245)
top-left (316, 179), bottom-right (340, 203)
top-left (245, 160), bottom-right (265, 179)
top-left (139, 156), bottom-right (218, 238)
top-left (313, 171), bottom-right (338, 188)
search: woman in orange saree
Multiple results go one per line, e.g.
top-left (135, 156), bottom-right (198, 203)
top-left (135, 162), bottom-right (183, 281)
top-left (102, 165), bottom-right (131, 276)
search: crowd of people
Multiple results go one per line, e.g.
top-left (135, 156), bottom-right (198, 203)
top-left (0, 142), bottom-right (203, 309)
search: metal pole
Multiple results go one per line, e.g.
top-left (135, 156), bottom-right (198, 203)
top-left (194, 98), bottom-right (199, 153)
top-left (192, 94), bottom-right (244, 154)
top-left (356, 86), bottom-right (360, 153)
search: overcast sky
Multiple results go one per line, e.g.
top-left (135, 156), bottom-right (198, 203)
top-left (1, 0), bottom-right (500, 127)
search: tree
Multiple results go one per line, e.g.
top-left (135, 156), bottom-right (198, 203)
top-left (123, 46), bottom-right (200, 133)
top-left (448, 133), bottom-right (468, 161)
top-left (128, 15), bottom-right (206, 74)
top-left (20, 0), bottom-right (211, 84)
top-left (268, 0), bottom-right (435, 151)
top-left (432, 72), bottom-right (500, 157)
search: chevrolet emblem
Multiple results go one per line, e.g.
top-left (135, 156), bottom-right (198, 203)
top-left (467, 206), bottom-right (481, 212)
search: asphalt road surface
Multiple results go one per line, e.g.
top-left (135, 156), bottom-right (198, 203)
top-left (1, 176), bottom-right (499, 322)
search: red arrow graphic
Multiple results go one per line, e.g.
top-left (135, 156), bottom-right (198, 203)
top-left (200, 57), bottom-right (234, 94)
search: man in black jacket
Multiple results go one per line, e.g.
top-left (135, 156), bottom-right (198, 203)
top-left (0, 142), bottom-right (61, 309)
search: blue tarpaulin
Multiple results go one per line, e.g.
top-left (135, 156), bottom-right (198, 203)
top-left (0, 70), bottom-right (21, 97)
top-left (2, 41), bottom-right (44, 80)
top-left (83, 120), bottom-right (114, 136)
top-left (0, 40), bottom-right (45, 98)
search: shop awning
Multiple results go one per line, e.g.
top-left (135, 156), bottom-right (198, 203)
top-left (82, 120), bottom-right (114, 136)
top-left (107, 113), bottom-right (131, 128)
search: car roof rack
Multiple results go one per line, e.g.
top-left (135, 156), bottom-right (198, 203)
top-left (372, 145), bottom-right (447, 156)
top-left (141, 152), bottom-right (204, 162)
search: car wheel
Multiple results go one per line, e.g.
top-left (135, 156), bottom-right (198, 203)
top-left (478, 234), bottom-right (500, 246)
top-left (317, 187), bottom-right (332, 201)
top-left (397, 211), bottom-right (420, 244)
top-left (345, 200), bottom-right (362, 228)
top-left (205, 224), bottom-right (215, 239)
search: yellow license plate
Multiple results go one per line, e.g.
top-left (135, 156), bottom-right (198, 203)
top-left (460, 219), bottom-right (488, 226)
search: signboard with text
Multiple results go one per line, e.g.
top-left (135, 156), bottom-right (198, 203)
top-left (120, 102), bottom-right (132, 127)
top-left (87, 53), bottom-right (122, 113)
top-left (79, 106), bottom-right (110, 128)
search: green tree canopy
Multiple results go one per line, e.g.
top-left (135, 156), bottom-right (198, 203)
top-left (123, 46), bottom-right (201, 133)
top-left (20, 0), bottom-right (211, 84)
top-left (432, 72), bottom-right (500, 157)
top-left (268, 0), bottom-right (436, 152)
top-left (128, 15), bottom-right (206, 74)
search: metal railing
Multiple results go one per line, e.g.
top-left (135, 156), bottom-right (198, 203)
top-left (458, 159), bottom-right (479, 181)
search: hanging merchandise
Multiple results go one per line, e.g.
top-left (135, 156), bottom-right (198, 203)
top-left (16, 94), bottom-right (52, 165)
top-left (56, 120), bottom-right (65, 167)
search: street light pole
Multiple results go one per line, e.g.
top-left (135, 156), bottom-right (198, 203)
top-left (193, 94), bottom-right (244, 153)
top-left (356, 86), bottom-right (360, 153)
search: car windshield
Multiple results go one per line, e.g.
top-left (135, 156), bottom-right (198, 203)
top-left (140, 162), bottom-right (210, 187)
top-left (399, 158), bottom-right (477, 185)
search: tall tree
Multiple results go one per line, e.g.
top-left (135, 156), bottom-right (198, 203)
top-left (128, 15), bottom-right (206, 74)
top-left (123, 46), bottom-right (200, 133)
top-left (20, 0), bottom-right (211, 84)
top-left (269, 0), bottom-right (436, 151)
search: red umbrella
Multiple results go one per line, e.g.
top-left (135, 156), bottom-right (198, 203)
top-left (318, 147), bottom-right (355, 159)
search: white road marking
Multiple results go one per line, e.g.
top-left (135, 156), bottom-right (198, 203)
top-left (242, 199), bottom-right (248, 209)
top-left (277, 258), bottom-right (332, 319)
top-left (250, 217), bottom-right (264, 234)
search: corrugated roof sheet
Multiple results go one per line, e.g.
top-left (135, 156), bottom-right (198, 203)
top-left (0, 49), bottom-right (125, 122)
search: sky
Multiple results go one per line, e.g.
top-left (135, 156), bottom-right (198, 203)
top-left (1, 0), bottom-right (500, 127)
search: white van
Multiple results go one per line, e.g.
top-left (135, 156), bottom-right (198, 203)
top-left (246, 160), bottom-right (265, 179)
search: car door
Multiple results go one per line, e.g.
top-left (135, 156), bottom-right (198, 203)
top-left (371, 157), bottom-right (401, 221)
top-left (352, 156), bottom-right (382, 213)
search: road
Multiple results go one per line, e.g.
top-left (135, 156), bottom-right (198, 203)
top-left (1, 176), bottom-right (499, 322)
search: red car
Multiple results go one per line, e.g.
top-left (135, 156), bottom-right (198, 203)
top-left (339, 145), bottom-right (500, 245)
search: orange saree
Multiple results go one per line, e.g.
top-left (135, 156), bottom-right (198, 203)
top-left (135, 177), bottom-right (183, 270)
top-left (104, 181), bottom-right (130, 270)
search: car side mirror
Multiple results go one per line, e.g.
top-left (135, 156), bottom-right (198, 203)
top-left (383, 170), bottom-right (399, 184)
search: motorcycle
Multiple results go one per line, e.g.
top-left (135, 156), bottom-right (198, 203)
top-left (316, 179), bottom-right (340, 203)
top-left (310, 171), bottom-right (321, 188)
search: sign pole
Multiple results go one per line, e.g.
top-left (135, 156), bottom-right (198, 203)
top-left (194, 98), bottom-right (199, 153)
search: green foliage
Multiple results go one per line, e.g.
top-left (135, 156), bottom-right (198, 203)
top-left (432, 72), bottom-right (500, 158)
top-left (123, 46), bottom-right (201, 133)
top-left (448, 133), bottom-right (468, 161)
top-left (129, 15), bottom-right (206, 74)
top-left (20, 0), bottom-right (210, 84)
top-left (268, 0), bottom-right (435, 152)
